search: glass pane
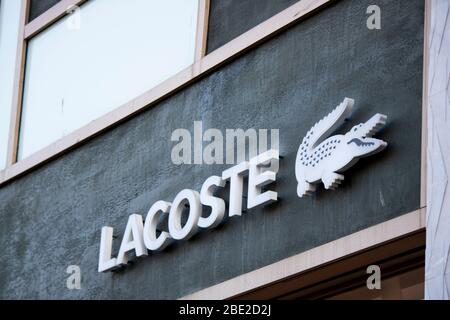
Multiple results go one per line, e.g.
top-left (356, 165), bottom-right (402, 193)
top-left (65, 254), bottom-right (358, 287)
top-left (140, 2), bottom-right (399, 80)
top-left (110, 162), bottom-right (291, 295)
top-left (0, 0), bottom-right (22, 169)
top-left (19, 0), bottom-right (199, 159)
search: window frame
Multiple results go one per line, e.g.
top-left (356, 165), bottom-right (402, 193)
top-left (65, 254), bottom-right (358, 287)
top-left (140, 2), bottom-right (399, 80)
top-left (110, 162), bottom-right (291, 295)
top-left (2, 0), bottom-right (210, 180)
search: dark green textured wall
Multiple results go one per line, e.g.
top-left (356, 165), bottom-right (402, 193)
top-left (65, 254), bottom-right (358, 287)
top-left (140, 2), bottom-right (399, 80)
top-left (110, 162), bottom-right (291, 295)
top-left (207, 0), bottom-right (299, 53)
top-left (29, 0), bottom-right (61, 21)
top-left (0, 0), bottom-right (424, 299)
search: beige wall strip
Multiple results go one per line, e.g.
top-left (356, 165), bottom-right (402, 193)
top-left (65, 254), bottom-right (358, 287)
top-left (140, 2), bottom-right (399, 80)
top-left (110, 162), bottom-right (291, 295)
top-left (420, 0), bottom-right (430, 209)
top-left (180, 208), bottom-right (425, 300)
top-left (6, 0), bottom-right (29, 166)
top-left (194, 0), bottom-right (210, 62)
top-left (0, 0), bottom-right (332, 186)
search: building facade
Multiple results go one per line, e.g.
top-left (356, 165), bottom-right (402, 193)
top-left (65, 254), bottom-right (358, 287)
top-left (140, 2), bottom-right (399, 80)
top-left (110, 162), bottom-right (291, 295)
top-left (0, 0), bottom-right (448, 299)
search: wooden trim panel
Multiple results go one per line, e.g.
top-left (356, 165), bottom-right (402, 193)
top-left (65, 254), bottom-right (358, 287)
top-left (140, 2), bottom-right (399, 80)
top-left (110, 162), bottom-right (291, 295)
top-left (180, 209), bottom-right (426, 300)
top-left (0, 0), bottom-right (332, 186)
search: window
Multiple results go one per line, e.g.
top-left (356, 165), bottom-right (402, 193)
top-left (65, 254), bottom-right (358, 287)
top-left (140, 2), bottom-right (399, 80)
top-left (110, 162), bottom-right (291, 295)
top-left (19, 0), bottom-right (199, 159)
top-left (0, 0), bottom-right (23, 169)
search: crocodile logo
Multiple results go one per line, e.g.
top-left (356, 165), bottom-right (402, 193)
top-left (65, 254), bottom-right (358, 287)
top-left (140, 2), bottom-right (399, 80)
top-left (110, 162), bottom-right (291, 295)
top-left (295, 97), bottom-right (387, 197)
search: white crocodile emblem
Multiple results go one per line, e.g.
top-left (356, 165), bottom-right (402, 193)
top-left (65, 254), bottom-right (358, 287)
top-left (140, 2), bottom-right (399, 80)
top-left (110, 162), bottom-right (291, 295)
top-left (295, 97), bottom-right (388, 197)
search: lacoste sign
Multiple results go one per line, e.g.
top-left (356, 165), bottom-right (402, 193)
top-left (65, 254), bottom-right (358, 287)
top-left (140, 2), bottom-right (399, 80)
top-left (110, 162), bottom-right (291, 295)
top-left (98, 98), bottom-right (388, 272)
top-left (98, 150), bottom-right (280, 272)
top-left (295, 98), bottom-right (387, 197)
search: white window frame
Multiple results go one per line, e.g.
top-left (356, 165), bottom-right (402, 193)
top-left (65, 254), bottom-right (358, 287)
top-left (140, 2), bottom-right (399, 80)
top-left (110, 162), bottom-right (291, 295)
top-left (2, 0), bottom-right (210, 181)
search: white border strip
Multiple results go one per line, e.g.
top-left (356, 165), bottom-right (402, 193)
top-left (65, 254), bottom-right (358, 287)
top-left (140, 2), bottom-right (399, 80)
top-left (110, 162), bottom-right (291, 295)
top-left (180, 208), bottom-right (425, 300)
